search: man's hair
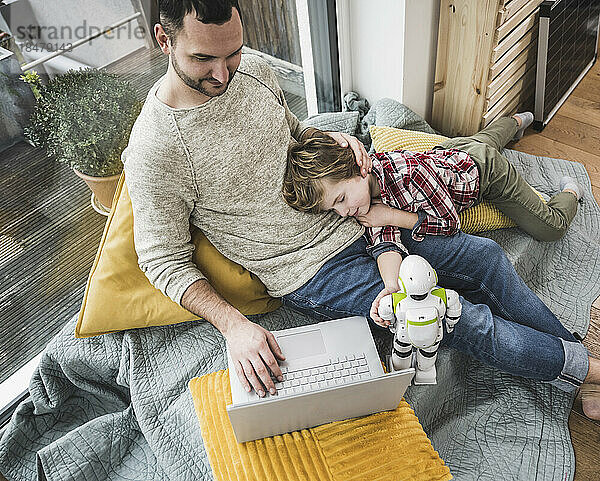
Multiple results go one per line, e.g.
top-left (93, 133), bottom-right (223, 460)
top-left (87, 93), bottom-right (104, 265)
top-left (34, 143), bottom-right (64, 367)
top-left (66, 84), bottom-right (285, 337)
top-left (282, 132), bottom-right (360, 214)
top-left (159, 0), bottom-right (242, 42)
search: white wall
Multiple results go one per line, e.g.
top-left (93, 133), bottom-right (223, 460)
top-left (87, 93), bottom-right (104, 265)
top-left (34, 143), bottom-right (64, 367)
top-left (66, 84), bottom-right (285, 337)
top-left (340, 0), bottom-right (405, 107)
top-left (339, 0), bottom-right (439, 122)
top-left (402, 0), bottom-right (440, 121)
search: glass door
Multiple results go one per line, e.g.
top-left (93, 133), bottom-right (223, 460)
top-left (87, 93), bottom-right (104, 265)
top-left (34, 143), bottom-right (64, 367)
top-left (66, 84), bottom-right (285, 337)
top-left (239, 0), bottom-right (341, 120)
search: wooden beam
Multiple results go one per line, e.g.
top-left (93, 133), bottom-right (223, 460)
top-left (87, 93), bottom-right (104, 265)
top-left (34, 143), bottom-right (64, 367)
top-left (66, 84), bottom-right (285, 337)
top-left (492, 11), bottom-right (537, 62)
top-left (499, 0), bottom-right (534, 24)
top-left (489, 26), bottom-right (537, 79)
top-left (484, 67), bottom-right (535, 123)
top-left (497, 0), bottom-right (542, 42)
top-left (488, 45), bottom-right (537, 98)
top-left (432, 0), bottom-right (503, 136)
top-left (488, 64), bottom-right (535, 107)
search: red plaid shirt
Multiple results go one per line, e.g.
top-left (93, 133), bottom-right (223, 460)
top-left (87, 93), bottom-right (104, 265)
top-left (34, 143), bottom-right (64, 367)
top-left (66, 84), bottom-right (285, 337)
top-left (366, 149), bottom-right (480, 252)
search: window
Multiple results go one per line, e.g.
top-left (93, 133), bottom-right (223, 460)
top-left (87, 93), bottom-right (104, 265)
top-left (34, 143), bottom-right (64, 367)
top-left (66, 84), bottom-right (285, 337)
top-left (1, 0), bottom-right (156, 414)
top-left (0, 0), bottom-right (342, 417)
top-left (238, 0), bottom-right (341, 120)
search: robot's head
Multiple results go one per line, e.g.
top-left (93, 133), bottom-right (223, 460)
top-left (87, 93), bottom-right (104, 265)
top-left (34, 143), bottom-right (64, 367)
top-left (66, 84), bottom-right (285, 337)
top-left (398, 255), bottom-right (437, 298)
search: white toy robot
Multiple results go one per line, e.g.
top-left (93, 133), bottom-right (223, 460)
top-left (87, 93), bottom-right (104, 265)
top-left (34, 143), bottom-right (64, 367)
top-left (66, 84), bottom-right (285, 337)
top-left (377, 255), bottom-right (462, 384)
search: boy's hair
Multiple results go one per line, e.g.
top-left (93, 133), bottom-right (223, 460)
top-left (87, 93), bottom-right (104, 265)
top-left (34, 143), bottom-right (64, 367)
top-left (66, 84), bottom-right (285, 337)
top-left (282, 131), bottom-right (360, 213)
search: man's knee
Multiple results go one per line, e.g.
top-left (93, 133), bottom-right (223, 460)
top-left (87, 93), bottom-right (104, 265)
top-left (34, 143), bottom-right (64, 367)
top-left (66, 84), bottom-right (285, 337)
top-left (470, 235), bottom-right (505, 260)
top-left (446, 300), bottom-right (494, 349)
top-left (457, 236), bottom-right (510, 281)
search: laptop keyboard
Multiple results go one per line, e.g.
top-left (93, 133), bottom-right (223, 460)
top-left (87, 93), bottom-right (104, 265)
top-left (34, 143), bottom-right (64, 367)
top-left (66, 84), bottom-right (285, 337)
top-left (255, 352), bottom-right (371, 399)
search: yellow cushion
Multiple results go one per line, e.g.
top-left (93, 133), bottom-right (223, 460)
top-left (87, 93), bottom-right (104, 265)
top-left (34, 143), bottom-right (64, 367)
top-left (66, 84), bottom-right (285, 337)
top-left (369, 125), bottom-right (543, 234)
top-left (75, 174), bottom-right (281, 338)
top-left (370, 126), bottom-right (449, 153)
top-left (189, 370), bottom-right (453, 481)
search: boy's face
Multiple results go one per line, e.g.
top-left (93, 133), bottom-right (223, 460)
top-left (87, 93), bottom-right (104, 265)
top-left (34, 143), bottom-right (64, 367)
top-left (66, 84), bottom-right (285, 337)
top-left (321, 176), bottom-right (372, 218)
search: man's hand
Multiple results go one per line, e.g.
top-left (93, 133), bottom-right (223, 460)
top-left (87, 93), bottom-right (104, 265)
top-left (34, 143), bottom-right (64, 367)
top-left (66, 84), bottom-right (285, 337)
top-left (225, 319), bottom-right (286, 397)
top-left (370, 286), bottom-right (399, 328)
top-left (325, 131), bottom-right (371, 177)
top-left (356, 201), bottom-right (394, 227)
top-left (181, 280), bottom-right (286, 397)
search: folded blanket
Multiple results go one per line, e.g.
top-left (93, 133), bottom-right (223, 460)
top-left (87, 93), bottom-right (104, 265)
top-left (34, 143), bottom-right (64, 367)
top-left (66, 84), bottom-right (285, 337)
top-left (189, 370), bottom-right (453, 481)
top-left (1, 100), bottom-right (599, 481)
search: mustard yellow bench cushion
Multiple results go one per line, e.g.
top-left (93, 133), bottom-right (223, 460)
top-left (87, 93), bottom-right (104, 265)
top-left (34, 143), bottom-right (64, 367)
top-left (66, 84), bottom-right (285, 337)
top-left (189, 370), bottom-right (453, 481)
top-left (75, 174), bottom-right (281, 337)
top-left (369, 125), bottom-right (545, 234)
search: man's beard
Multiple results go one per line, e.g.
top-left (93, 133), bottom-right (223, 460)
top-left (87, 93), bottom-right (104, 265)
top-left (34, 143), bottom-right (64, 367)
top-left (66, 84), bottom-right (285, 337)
top-left (171, 53), bottom-right (236, 97)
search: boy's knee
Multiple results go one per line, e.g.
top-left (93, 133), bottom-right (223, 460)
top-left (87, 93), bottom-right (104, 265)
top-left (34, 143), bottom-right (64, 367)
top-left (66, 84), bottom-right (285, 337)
top-left (535, 225), bottom-right (567, 242)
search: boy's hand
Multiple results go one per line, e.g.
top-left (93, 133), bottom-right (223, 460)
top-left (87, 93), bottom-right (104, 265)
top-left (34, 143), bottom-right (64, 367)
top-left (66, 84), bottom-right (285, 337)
top-left (356, 201), bottom-right (394, 227)
top-left (325, 131), bottom-right (371, 177)
top-left (370, 286), bottom-right (399, 328)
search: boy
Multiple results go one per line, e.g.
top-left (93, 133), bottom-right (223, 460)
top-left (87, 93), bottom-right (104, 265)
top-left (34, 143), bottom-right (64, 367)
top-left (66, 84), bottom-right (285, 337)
top-left (283, 113), bottom-right (582, 240)
top-left (282, 114), bottom-right (582, 318)
top-left (281, 114), bottom-right (600, 420)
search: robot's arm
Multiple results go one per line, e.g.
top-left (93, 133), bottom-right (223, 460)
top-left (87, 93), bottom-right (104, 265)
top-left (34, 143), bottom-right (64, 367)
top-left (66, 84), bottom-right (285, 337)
top-left (378, 295), bottom-right (395, 323)
top-left (377, 293), bottom-right (407, 333)
top-left (445, 289), bottom-right (461, 333)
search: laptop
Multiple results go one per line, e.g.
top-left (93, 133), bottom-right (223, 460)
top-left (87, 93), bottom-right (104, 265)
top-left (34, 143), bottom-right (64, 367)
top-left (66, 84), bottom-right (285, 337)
top-left (226, 316), bottom-right (415, 443)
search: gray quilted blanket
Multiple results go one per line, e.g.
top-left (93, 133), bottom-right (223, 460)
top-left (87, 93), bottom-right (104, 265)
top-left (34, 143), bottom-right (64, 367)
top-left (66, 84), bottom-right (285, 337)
top-left (1, 100), bottom-right (599, 481)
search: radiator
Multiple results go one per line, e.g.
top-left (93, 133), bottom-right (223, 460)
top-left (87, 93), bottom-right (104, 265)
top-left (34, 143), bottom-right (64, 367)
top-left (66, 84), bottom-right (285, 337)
top-left (533, 0), bottom-right (600, 130)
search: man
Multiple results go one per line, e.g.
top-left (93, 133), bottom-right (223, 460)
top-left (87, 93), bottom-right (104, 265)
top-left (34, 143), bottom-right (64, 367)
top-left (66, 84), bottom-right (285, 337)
top-left (124, 0), bottom-right (370, 398)
top-left (124, 0), bottom-right (600, 418)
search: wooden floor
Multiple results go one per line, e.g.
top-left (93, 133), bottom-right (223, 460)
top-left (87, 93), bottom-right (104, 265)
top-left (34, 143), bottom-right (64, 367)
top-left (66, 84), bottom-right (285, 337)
top-left (512, 58), bottom-right (600, 481)
top-left (0, 144), bottom-right (106, 384)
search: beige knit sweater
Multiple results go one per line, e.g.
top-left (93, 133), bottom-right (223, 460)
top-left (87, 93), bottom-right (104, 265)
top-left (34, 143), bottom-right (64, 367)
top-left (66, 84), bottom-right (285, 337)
top-left (123, 54), bottom-right (363, 304)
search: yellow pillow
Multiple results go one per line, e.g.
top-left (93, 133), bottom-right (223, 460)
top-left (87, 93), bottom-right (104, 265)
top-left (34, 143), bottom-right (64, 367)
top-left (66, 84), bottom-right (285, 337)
top-left (75, 174), bottom-right (281, 338)
top-left (369, 125), bottom-right (527, 233)
top-left (370, 125), bottom-right (449, 153)
top-left (189, 370), bottom-right (453, 481)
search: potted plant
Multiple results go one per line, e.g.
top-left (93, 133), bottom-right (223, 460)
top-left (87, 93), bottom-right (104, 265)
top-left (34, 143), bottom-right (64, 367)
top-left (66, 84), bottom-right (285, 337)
top-left (23, 68), bottom-right (141, 211)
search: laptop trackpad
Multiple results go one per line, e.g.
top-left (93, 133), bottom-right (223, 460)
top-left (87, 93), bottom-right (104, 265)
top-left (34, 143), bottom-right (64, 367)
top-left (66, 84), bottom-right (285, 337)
top-left (277, 329), bottom-right (326, 361)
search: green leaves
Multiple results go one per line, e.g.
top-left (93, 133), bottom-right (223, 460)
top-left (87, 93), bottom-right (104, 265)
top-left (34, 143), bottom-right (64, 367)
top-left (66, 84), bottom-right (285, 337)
top-left (24, 68), bottom-right (142, 177)
top-left (19, 69), bottom-right (42, 100)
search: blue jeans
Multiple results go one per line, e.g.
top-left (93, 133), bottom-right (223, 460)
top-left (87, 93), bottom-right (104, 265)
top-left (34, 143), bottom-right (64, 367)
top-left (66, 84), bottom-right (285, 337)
top-left (283, 233), bottom-right (589, 392)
